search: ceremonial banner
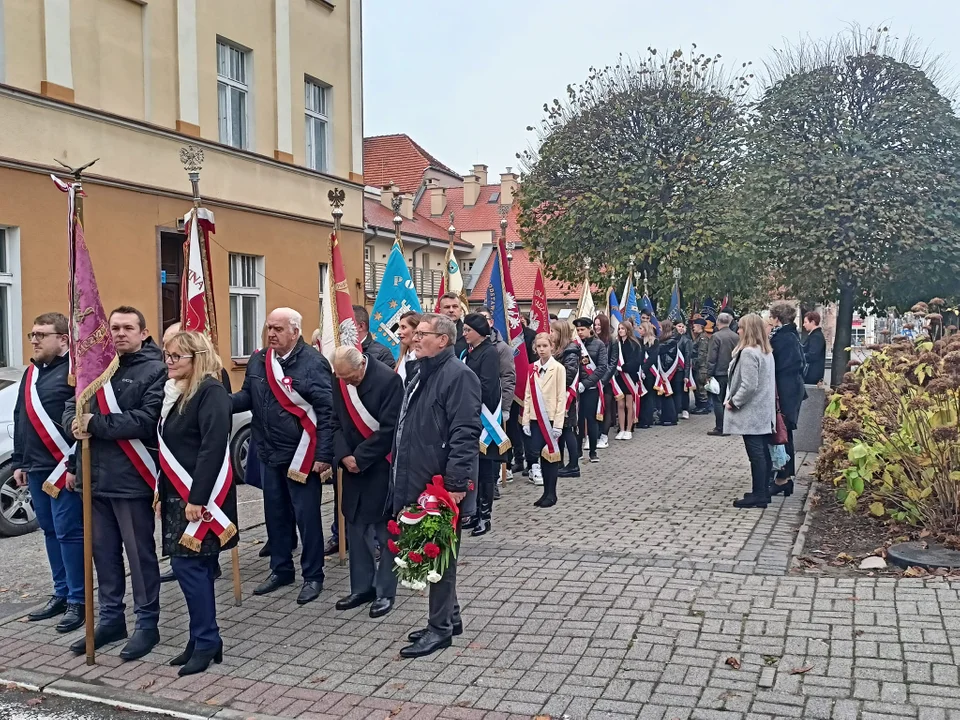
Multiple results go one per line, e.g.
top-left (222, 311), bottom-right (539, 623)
top-left (433, 275), bottom-right (445, 313)
top-left (53, 175), bottom-right (118, 410)
top-left (444, 242), bottom-right (470, 314)
top-left (606, 287), bottom-right (623, 335)
top-left (529, 264), bottom-right (550, 334)
top-left (700, 297), bottom-right (718, 333)
top-left (639, 292), bottom-right (662, 335)
top-left (370, 241), bottom-right (422, 360)
top-left (181, 207), bottom-right (218, 342)
top-left (666, 278), bottom-right (685, 323)
top-left (621, 275), bottom-right (645, 332)
top-left (320, 229), bottom-right (360, 359)
top-left (575, 269), bottom-right (595, 320)
top-left (484, 238), bottom-right (530, 403)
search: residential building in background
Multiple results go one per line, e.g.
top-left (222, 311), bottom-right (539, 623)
top-left (0, 0), bottom-right (364, 384)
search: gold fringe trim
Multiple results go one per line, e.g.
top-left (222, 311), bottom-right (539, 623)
top-left (595, 413), bottom-right (604, 421)
top-left (319, 468), bottom-right (333, 482)
top-left (541, 449), bottom-right (562, 464)
top-left (218, 524), bottom-right (238, 546)
top-left (288, 469), bottom-right (308, 484)
top-left (179, 534), bottom-right (202, 552)
top-left (42, 481), bottom-right (61, 499)
top-left (75, 355), bottom-right (120, 412)
top-left (479, 441), bottom-right (488, 454)
top-left (497, 438), bottom-right (512, 453)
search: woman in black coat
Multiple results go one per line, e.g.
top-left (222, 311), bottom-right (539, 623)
top-left (552, 321), bottom-right (582, 476)
top-left (637, 322), bottom-right (659, 429)
top-left (769, 302), bottom-right (806, 492)
top-left (158, 331), bottom-right (237, 676)
top-left (657, 320), bottom-right (683, 427)
top-left (610, 319), bottom-right (642, 440)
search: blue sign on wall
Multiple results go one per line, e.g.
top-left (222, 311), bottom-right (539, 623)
top-left (160, 270), bottom-right (167, 284)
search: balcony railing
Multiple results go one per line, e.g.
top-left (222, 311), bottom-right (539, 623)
top-left (364, 261), bottom-right (445, 303)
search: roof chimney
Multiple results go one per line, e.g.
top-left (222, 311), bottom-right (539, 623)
top-left (471, 164), bottom-right (488, 186)
top-left (400, 193), bottom-right (414, 220)
top-left (500, 167), bottom-right (519, 205)
top-left (430, 183), bottom-right (447, 216)
top-left (380, 182), bottom-right (398, 210)
top-left (464, 173), bottom-right (480, 207)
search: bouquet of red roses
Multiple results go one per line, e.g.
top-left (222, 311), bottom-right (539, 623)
top-left (388, 475), bottom-right (460, 591)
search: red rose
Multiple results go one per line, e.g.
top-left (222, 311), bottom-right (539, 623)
top-left (387, 520), bottom-right (401, 535)
top-left (387, 539), bottom-right (399, 554)
top-left (423, 542), bottom-right (441, 559)
top-left (408, 552), bottom-right (423, 564)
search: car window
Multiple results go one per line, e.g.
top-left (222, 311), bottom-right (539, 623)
top-left (0, 380), bottom-right (14, 391)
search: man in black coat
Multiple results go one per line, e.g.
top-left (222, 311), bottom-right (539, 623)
top-left (802, 311), bottom-right (827, 385)
top-left (438, 292), bottom-right (468, 358)
top-left (706, 313), bottom-right (739, 436)
top-left (571, 317), bottom-right (608, 465)
top-left (231, 307), bottom-right (334, 605)
top-left (331, 346), bottom-right (402, 619)
top-left (13, 312), bottom-right (84, 633)
top-left (353, 305), bottom-right (396, 369)
top-left (64, 306), bottom-right (168, 660)
top-left (392, 312), bottom-right (480, 659)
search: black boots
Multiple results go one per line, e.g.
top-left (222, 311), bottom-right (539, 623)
top-left (470, 481), bottom-right (494, 537)
top-left (770, 478), bottom-right (794, 497)
top-left (178, 642), bottom-right (223, 676)
top-left (535, 472), bottom-right (558, 508)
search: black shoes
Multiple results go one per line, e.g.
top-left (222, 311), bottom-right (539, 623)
top-left (258, 542), bottom-right (271, 558)
top-left (707, 428), bottom-right (724, 436)
top-left (493, 485), bottom-right (501, 501)
top-left (56, 603), bottom-right (85, 633)
top-left (120, 628), bottom-right (160, 661)
top-left (70, 623), bottom-right (127, 654)
top-left (297, 581), bottom-right (323, 605)
top-left (169, 640), bottom-right (195, 666)
top-left (178, 642), bottom-right (222, 676)
top-left (539, 497), bottom-right (557, 508)
top-left (470, 519), bottom-right (491, 537)
top-left (159, 569), bottom-right (177, 584)
top-left (460, 515), bottom-right (479, 530)
top-left (408, 621), bottom-right (462, 643)
top-left (324, 537), bottom-right (346, 556)
top-left (253, 573), bottom-right (294, 596)
top-left (733, 494), bottom-right (770, 509)
top-left (692, 408), bottom-right (712, 415)
top-left (770, 479), bottom-right (794, 497)
top-left (589, 454), bottom-right (599, 463)
top-left (335, 590), bottom-right (376, 611)
top-left (28, 596), bottom-right (67, 622)
top-left (369, 597), bottom-right (394, 618)
top-left (558, 465), bottom-right (580, 478)
top-left (399, 629), bottom-right (452, 659)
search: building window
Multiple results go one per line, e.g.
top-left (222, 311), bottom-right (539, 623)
top-left (305, 79), bottom-right (330, 171)
top-left (217, 40), bottom-right (250, 149)
top-left (0, 228), bottom-right (22, 368)
top-left (229, 253), bottom-right (264, 358)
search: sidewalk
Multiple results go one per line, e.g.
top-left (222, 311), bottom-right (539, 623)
top-left (1, 415), bottom-right (958, 719)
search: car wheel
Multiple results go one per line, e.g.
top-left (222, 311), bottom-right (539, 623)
top-left (0, 462), bottom-right (39, 537)
top-left (230, 426), bottom-right (251, 485)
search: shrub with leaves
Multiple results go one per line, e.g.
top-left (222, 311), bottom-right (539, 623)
top-left (817, 332), bottom-right (960, 532)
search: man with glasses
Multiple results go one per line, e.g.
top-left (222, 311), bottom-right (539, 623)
top-left (13, 313), bottom-right (84, 633)
top-left (64, 306), bottom-right (167, 660)
top-left (392, 313), bottom-right (480, 658)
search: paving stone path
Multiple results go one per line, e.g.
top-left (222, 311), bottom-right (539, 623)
top-left (2, 415), bottom-right (959, 719)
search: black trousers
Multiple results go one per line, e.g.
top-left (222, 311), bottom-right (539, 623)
top-left (347, 519), bottom-right (397, 600)
top-left (92, 496), bottom-right (160, 630)
top-left (530, 425), bottom-right (560, 501)
top-left (477, 459), bottom-right (497, 521)
top-left (428, 527), bottom-right (462, 638)
top-left (578, 388), bottom-right (600, 456)
top-left (171, 554), bottom-right (220, 651)
top-left (261, 463), bottom-right (325, 583)
top-left (713, 376), bottom-right (729, 431)
top-left (677, 378), bottom-right (691, 413)
top-left (660, 383), bottom-right (680, 425)
top-left (561, 427), bottom-right (578, 467)
top-left (601, 386), bottom-right (615, 435)
top-left (506, 402), bottom-right (525, 469)
top-left (743, 434), bottom-right (773, 499)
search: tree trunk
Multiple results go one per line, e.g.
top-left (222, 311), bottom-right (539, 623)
top-left (831, 278), bottom-right (856, 388)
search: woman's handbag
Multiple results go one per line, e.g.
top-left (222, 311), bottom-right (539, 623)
top-left (773, 393), bottom-right (788, 445)
top-left (706, 377), bottom-right (721, 395)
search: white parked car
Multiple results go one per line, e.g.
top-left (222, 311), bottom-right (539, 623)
top-left (0, 366), bottom-right (252, 537)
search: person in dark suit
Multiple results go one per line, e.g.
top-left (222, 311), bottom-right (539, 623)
top-left (158, 331), bottom-right (238, 676)
top-left (331, 347), bottom-right (402, 618)
top-left (353, 305), bottom-right (395, 369)
top-left (769, 302), bottom-right (807, 493)
top-left (802, 311), bottom-right (827, 385)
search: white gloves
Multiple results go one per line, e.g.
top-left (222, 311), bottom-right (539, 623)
top-left (578, 382), bottom-right (585, 393)
top-left (551, 427), bottom-right (563, 440)
top-left (522, 424), bottom-right (532, 436)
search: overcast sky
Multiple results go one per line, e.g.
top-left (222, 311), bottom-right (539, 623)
top-left (362, 0), bottom-right (960, 179)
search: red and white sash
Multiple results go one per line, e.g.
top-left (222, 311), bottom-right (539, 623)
top-left (575, 336), bottom-right (605, 421)
top-left (656, 347), bottom-right (683, 396)
top-left (566, 367), bottom-right (579, 412)
top-left (339, 378), bottom-right (392, 463)
top-left (24, 365), bottom-right (76, 499)
top-left (96, 382), bottom-right (159, 492)
top-left (528, 364), bottom-right (561, 463)
top-left (158, 420), bottom-right (236, 552)
top-left (613, 343), bottom-right (642, 419)
top-left (265, 348), bottom-right (321, 483)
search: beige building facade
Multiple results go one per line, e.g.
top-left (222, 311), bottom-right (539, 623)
top-left (0, 0), bottom-right (364, 384)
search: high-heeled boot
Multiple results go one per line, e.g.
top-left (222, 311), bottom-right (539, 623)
top-left (471, 481), bottom-right (493, 536)
top-left (770, 478), bottom-right (794, 497)
top-left (169, 639), bottom-right (195, 666)
top-left (178, 641), bottom-right (223, 676)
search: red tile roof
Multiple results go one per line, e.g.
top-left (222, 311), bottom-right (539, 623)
top-left (363, 134), bottom-right (461, 194)
top-left (468, 247), bottom-right (582, 302)
top-left (364, 197), bottom-right (473, 249)
top-left (418, 185), bottom-right (522, 245)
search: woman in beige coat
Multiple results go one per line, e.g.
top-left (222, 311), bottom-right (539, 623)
top-left (523, 333), bottom-right (566, 508)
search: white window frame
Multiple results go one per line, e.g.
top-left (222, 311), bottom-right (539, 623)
top-left (304, 77), bottom-right (331, 172)
top-left (0, 227), bottom-right (23, 367)
top-left (228, 253), bottom-right (265, 358)
top-left (217, 39), bottom-right (252, 150)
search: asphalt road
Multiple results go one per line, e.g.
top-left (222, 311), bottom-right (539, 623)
top-left (0, 687), bottom-right (174, 720)
top-left (0, 485), bottom-right (266, 621)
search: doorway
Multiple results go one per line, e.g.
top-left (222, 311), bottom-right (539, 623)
top-left (160, 231), bottom-right (185, 332)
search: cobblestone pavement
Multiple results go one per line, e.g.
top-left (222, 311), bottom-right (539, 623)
top-left (1, 415), bottom-right (959, 720)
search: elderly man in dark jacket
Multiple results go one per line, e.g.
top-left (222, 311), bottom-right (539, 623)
top-left (231, 307), bottom-right (333, 606)
top-left (392, 312), bottom-right (480, 659)
top-left (706, 313), bottom-right (739, 437)
top-left (331, 346), bottom-right (402, 619)
top-left (64, 306), bottom-right (167, 660)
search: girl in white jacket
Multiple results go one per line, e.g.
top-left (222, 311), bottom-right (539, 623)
top-left (523, 333), bottom-right (566, 507)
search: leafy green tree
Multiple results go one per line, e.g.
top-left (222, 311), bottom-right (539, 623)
top-left (748, 27), bottom-right (960, 385)
top-left (516, 47), bottom-right (762, 303)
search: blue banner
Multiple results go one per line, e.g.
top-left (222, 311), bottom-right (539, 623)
top-left (667, 279), bottom-right (685, 323)
top-left (638, 292), bottom-right (661, 335)
top-left (484, 250), bottom-right (510, 342)
top-left (370, 242), bottom-right (422, 359)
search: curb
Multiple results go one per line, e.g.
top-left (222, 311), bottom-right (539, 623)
top-left (790, 478), bottom-right (817, 568)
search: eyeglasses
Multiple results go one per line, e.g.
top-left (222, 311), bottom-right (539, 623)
top-left (413, 331), bottom-right (444, 339)
top-left (163, 353), bottom-right (195, 363)
top-left (27, 332), bottom-right (66, 341)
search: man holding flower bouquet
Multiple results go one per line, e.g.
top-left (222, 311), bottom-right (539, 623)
top-left (391, 313), bottom-right (481, 659)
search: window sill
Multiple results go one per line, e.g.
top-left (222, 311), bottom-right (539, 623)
top-left (308, 0), bottom-right (335, 9)
top-left (232, 357), bottom-right (250, 368)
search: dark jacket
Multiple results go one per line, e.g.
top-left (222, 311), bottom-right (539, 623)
top-left (558, 343), bottom-right (580, 429)
top-left (522, 325), bottom-right (537, 363)
top-left (13, 354), bottom-right (73, 473)
top-left (639, 341), bottom-right (659, 391)
top-left (159, 377), bottom-right (238, 557)
top-left (64, 340), bottom-right (167, 500)
top-left (332, 356), bottom-right (403, 525)
top-left (453, 318), bottom-right (468, 359)
top-left (678, 334), bottom-right (694, 380)
top-left (693, 333), bottom-right (712, 385)
top-left (770, 323), bottom-right (806, 429)
top-left (231, 337), bottom-right (334, 468)
top-left (609, 339), bottom-right (642, 381)
top-left (658, 334), bottom-right (683, 387)
top-left (362, 334), bottom-right (396, 369)
top-left (490, 328), bottom-right (517, 412)
top-left (707, 327), bottom-right (739, 378)
top-left (579, 336), bottom-right (608, 392)
top-left (803, 327), bottom-right (827, 385)
top-left (391, 347), bottom-right (481, 518)
top-left (464, 338), bottom-right (507, 461)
